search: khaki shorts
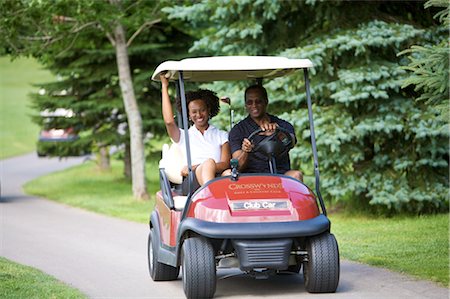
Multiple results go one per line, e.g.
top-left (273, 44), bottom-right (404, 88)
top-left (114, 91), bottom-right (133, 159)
top-left (181, 173), bottom-right (200, 195)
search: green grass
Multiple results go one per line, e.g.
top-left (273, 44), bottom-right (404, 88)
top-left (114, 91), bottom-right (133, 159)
top-left (24, 159), bottom-right (449, 287)
top-left (329, 213), bottom-right (449, 287)
top-left (0, 56), bottom-right (55, 159)
top-left (24, 158), bottom-right (160, 223)
top-left (0, 257), bottom-right (86, 299)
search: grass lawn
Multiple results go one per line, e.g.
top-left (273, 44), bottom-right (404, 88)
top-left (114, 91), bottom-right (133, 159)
top-left (0, 56), bottom-right (55, 159)
top-left (24, 159), bottom-right (449, 287)
top-left (0, 257), bottom-right (86, 299)
top-left (329, 213), bottom-right (449, 287)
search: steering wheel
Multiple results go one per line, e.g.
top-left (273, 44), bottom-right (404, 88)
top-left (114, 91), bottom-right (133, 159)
top-left (247, 126), bottom-right (295, 159)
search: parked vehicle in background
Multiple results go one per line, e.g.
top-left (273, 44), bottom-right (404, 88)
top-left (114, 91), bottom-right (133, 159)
top-left (36, 109), bottom-right (88, 157)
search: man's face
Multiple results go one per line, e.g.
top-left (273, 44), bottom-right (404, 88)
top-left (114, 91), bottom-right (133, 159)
top-left (245, 89), bottom-right (267, 120)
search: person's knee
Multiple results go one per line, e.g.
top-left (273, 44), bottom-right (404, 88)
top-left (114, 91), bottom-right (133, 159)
top-left (221, 169), bottom-right (231, 176)
top-left (202, 158), bottom-right (217, 173)
top-left (285, 170), bottom-right (303, 181)
top-left (197, 159), bottom-right (215, 172)
top-left (204, 158), bottom-right (216, 167)
top-left (197, 159), bottom-right (216, 185)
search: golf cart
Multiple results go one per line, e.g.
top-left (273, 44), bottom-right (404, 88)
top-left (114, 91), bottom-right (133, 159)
top-left (37, 108), bottom-right (88, 157)
top-left (148, 56), bottom-right (339, 299)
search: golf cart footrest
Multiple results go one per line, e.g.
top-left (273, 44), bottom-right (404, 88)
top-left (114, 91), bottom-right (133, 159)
top-left (232, 239), bottom-right (292, 271)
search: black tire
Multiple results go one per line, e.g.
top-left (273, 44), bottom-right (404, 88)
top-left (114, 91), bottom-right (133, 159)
top-left (147, 228), bottom-right (179, 281)
top-left (182, 237), bottom-right (216, 299)
top-left (303, 233), bottom-right (340, 293)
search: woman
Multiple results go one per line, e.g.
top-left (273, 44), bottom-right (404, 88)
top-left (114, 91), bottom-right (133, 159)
top-left (160, 74), bottom-right (231, 194)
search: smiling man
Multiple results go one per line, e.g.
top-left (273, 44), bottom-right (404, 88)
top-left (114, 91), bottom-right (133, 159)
top-left (228, 85), bottom-right (303, 181)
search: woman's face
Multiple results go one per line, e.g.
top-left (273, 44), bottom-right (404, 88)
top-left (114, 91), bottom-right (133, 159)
top-left (188, 99), bottom-right (209, 128)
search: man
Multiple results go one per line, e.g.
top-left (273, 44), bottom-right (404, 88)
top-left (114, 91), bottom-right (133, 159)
top-left (228, 85), bottom-right (303, 181)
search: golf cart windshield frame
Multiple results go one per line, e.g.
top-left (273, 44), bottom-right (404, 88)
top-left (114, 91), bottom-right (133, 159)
top-left (153, 56), bottom-right (326, 215)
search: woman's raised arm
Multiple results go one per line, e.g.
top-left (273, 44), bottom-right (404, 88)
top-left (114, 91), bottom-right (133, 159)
top-left (160, 74), bottom-right (180, 142)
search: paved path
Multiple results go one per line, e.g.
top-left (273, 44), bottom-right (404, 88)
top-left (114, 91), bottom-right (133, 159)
top-left (0, 153), bottom-right (448, 298)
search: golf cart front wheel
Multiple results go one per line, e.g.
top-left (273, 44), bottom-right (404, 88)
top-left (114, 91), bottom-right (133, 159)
top-left (148, 228), bottom-right (179, 281)
top-left (182, 237), bottom-right (216, 299)
top-left (303, 232), bottom-right (340, 293)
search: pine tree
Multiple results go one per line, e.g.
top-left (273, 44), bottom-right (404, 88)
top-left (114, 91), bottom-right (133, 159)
top-left (164, 0), bottom-right (448, 212)
top-left (399, 0), bottom-right (449, 126)
top-left (1, 0), bottom-right (192, 199)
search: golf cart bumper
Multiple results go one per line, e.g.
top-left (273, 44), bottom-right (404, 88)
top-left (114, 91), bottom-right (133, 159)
top-left (179, 214), bottom-right (330, 239)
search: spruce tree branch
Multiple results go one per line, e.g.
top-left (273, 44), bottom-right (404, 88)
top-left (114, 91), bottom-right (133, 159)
top-left (29, 15), bottom-right (53, 39)
top-left (4, 37), bottom-right (21, 53)
top-left (70, 21), bottom-right (98, 33)
top-left (97, 23), bottom-right (116, 46)
top-left (151, 2), bottom-right (161, 16)
top-left (20, 35), bottom-right (53, 41)
top-left (105, 31), bottom-right (116, 46)
top-left (56, 32), bottom-right (79, 57)
top-left (127, 18), bottom-right (161, 47)
top-left (39, 35), bottom-right (63, 53)
top-left (124, 0), bottom-right (142, 12)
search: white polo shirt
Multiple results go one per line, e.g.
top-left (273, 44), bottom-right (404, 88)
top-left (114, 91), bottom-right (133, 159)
top-left (175, 125), bottom-right (228, 165)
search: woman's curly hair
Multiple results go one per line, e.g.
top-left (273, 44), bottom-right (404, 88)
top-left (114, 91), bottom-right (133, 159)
top-left (176, 89), bottom-right (220, 118)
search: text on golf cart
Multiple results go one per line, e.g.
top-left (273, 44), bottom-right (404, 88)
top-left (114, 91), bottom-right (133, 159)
top-left (228, 183), bottom-right (283, 190)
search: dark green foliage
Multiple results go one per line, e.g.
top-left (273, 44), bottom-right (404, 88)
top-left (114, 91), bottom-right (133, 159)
top-left (277, 20), bottom-right (449, 212)
top-left (37, 139), bottom-right (91, 157)
top-left (399, 0), bottom-right (449, 125)
top-left (1, 0), bottom-right (192, 161)
top-left (165, 0), bottom-right (448, 213)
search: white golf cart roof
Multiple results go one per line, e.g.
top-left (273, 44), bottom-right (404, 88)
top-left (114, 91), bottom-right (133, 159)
top-left (151, 56), bottom-right (313, 82)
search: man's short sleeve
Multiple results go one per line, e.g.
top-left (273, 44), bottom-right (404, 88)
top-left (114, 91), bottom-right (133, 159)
top-left (229, 123), bottom-right (245, 154)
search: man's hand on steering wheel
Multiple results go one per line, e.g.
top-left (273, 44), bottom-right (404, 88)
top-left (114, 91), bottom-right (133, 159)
top-left (241, 138), bottom-right (253, 153)
top-left (260, 122), bottom-right (278, 133)
top-left (241, 122), bottom-right (277, 153)
top-left (246, 125), bottom-right (295, 158)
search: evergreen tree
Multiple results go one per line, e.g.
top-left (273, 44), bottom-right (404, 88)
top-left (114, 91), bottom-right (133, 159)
top-left (399, 0), bottom-right (449, 125)
top-left (29, 15), bottom-right (190, 173)
top-left (165, 0), bottom-right (448, 212)
top-left (1, 0), bottom-right (192, 199)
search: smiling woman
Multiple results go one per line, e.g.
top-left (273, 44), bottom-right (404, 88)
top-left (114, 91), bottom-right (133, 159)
top-left (0, 56), bottom-right (54, 159)
top-left (159, 74), bottom-right (231, 195)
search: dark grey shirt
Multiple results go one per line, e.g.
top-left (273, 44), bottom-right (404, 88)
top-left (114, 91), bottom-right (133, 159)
top-left (229, 114), bottom-right (296, 173)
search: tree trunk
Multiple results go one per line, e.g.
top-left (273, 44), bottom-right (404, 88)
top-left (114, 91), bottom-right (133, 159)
top-left (97, 145), bottom-right (111, 172)
top-left (112, 22), bottom-right (148, 200)
top-left (124, 142), bottom-right (132, 178)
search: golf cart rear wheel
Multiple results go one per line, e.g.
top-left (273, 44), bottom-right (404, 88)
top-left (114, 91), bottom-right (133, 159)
top-left (147, 229), bottom-right (179, 281)
top-left (303, 233), bottom-right (340, 293)
top-left (182, 237), bottom-right (216, 299)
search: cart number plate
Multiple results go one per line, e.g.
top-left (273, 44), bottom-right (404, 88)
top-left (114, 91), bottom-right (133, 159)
top-left (231, 200), bottom-right (288, 211)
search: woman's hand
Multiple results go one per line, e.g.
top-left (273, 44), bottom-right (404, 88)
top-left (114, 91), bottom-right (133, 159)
top-left (181, 164), bottom-right (198, 177)
top-left (181, 166), bottom-right (188, 177)
top-left (160, 73), bottom-right (169, 87)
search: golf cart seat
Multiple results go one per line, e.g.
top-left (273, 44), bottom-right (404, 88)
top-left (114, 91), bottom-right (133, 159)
top-left (159, 143), bottom-right (188, 210)
top-left (173, 195), bottom-right (188, 210)
top-left (159, 142), bottom-right (185, 184)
